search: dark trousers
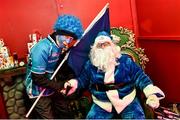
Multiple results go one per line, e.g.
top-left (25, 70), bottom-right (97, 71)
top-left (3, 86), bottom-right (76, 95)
top-left (30, 92), bottom-right (74, 119)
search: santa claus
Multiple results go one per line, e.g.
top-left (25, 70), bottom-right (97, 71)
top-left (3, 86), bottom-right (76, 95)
top-left (62, 31), bottom-right (165, 119)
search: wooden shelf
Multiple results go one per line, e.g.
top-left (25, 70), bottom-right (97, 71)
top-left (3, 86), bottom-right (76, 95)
top-left (0, 66), bottom-right (26, 84)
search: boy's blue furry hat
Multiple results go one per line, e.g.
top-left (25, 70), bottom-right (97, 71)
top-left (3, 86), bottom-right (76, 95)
top-left (53, 14), bottom-right (84, 40)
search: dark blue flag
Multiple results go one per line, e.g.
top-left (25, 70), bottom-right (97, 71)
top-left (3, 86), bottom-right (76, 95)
top-left (68, 4), bottom-right (110, 76)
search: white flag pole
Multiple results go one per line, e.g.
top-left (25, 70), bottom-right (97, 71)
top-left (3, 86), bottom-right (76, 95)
top-left (25, 52), bottom-right (70, 118)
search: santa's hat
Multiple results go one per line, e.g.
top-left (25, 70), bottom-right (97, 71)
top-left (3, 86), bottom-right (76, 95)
top-left (94, 31), bottom-right (112, 44)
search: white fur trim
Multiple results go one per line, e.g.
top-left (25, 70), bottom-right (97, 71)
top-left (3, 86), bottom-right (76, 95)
top-left (92, 89), bottom-right (136, 113)
top-left (94, 36), bottom-right (112, 44)
top-left (104, 64), bottom-right (115, 84)
top-left (106, 89), bottom-right (136, 114)
top-left (92, 95), bottom-right (112, 112)
top-left (143, 84), bottom-right (165, 100)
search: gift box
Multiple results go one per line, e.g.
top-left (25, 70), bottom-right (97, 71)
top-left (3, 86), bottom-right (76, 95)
top-left (0, 38), bottom-right (4, 47)
top-left (27, 30), bottom-right (42, 54)
top-left (0, 38), bottom-right (15, 69)
top-left (29, 30), bottom-right (42, 43)
top-left (0, 46), bottom-right (10, 58)
top-left (27, 43), bottom-right (34, 53)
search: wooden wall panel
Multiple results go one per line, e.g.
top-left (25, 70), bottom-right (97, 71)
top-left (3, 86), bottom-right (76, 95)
top-left (136, 0), bottom-right (180, 102)
top-left (139, 39), bottom-right (180, 103)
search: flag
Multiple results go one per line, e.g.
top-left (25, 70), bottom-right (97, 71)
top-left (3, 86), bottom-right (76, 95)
top-left (68, 3), bottom-right (110, 76)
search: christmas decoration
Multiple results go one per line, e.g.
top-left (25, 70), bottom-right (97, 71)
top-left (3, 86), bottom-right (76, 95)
top-left (0, 38), bottom-right (14, 69)
top-left (27, 30), bottom-right (42, 53)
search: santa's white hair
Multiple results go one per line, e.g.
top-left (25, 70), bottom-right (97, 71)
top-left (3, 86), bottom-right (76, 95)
top-left (90, 35), bottom-right (121, 72)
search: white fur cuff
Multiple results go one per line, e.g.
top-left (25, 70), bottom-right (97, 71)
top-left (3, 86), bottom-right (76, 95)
top-left (94, 36), bottom-right (112, 44)
top-left (143, 84), bottom-right (165, 100)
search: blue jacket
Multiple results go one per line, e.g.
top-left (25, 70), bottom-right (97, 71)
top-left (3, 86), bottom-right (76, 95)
top-left (25, 35), bottom-right (62, 98)
top-left (77, 54), bottom-right (152, 101)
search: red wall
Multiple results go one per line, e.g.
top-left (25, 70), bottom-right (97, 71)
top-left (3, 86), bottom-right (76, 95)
top-left (56, 0), bottom-right (135, 29)
top-left (138, 40), bottom-right (180, 103)
top-left (136, 0), bottom-right (180, 102)
top-left (0, 0), bottom-right (136, 59)
top-left (136, 0), bottom-right (180, 38)
top-left (0, 0), bottom-right (58, 59)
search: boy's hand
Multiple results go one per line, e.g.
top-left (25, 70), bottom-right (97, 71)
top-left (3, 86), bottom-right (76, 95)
top-left (61, 79), bottom-right (78, 96)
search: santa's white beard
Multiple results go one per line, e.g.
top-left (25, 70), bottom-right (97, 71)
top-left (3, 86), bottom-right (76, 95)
top-left (90, 46), bottom-right (120, 72)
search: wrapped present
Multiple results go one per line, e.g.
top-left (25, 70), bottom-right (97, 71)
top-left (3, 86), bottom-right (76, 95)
top-left (27, 43), bottom-right (34, 53)
top-left (0, 46), bottom-right (10, 58)
top-left (0, 54), bottom-right (3, 68)
top-left (7, 56), bottom-right (14, 67)
top-left (0, 38), bottom-right (4, 47)
top-left (0, 55), bottom-right (14, 69)
top-left (29, 30), bottom-right (42, 43)
top-left (27, 30), bottom-right (42, 53)
top-left (0, 39), bottom-right (10, 58)
top-left (0, 38), bottom-right (15, 69)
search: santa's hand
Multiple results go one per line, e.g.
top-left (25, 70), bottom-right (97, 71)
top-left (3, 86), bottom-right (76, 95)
top-left (61, 79), bottom-right (78, 96)
top-left (146, 94), bottom-right (160, 109)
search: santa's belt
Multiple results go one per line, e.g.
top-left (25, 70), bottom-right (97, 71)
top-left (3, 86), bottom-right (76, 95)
top-left (92, 83), bottom-right (126, 91)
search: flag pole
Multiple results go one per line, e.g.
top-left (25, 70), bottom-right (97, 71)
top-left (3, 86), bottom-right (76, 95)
top-left (25, 52), bottom-right (70, 118)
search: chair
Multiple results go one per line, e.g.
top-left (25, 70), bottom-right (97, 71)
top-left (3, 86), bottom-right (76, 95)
top-left (111, 27), bottom-right (149, 70)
